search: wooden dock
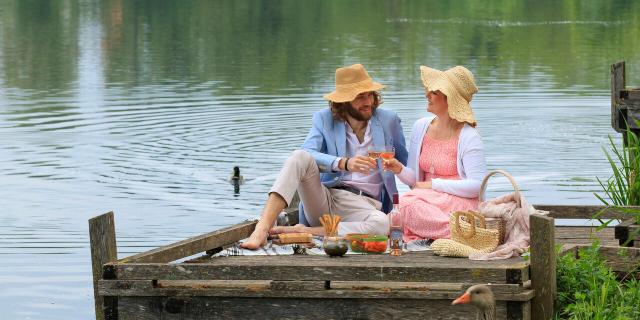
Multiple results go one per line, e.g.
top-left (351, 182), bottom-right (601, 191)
top-left (89, 205), bottom-right (640, 320)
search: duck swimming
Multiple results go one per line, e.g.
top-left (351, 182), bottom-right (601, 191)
top-left (228, 166), bottom-right (244, 185)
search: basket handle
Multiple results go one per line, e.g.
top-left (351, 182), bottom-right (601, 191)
top-left (479, 170), bottom-right (522, 208)
top-left (453, 211), bottom-right (486, 239)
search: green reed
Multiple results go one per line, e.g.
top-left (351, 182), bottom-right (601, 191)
top-left (594, 125), bottom-right (640, 224)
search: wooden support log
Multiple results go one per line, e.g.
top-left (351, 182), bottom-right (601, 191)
top-left (116, 296), bottom-right (517, 320)
top-left (89, 212), bottom-right (118, 320)
top-left (99, 279), bottom-right (534, 301)
top-left (594, 246), bottom-right (640, 275)
top-left (530, 214), bottom-right (556, 320)
top-left (109, 258), bottom-right (528, 283)
top-left (120, 219), bottom-right (257, 263)
top-left (270, 280), bottom-right (327, 291)
top-left (564, 245), bottom-right (640, 275)
top-left (612, 61), bottom-right (626, 134)
top-left (534, 204), bottom-right (632, 220)
top-left (624, 89), bottom-right (640, 101)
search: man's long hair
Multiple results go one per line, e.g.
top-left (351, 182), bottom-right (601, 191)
top-left (330, 91), bottom-right (382, 121)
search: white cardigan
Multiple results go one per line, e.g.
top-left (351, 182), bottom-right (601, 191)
top-left (397, 116), bottom-right (487, 198)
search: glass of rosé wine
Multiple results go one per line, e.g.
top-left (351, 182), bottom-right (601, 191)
top-left (379, 146), bottom-right (395, 171)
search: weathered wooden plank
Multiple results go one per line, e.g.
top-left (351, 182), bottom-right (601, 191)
top-left (625, 89), bottom-right (640, 101)
top-left (270, 280), bottom-right (327, 291)
top-left (119, 220), bottom-right (257, 263)
top-left (530, 215), bottom-right (556, 320)
top-left (597, 246), bottom-right (640, 274)
top-left (196, 251), bottom-right (526, 268)
top-left (557, 238), bottom-right (619, 246)
top-left (332, 281), bottom-right (532, 298)
top-left (554, 226), bottom-right (619, 246)
top-left (118, 296), bottom-right (517, 320)
top-left (535, 204), bottom-right (632, 220)
top-left (554, 226), bottom-right (613, 239)
top-left (89, 212), bottom-right (118, 320)
top-left (558, 244), bottom-right (580, 257)
top-left (111, 262), bottom-right (518, 283)
top-left (99, 279), bottom-right (534, 301)
top-left (567, 245), bottom-right (640, 274)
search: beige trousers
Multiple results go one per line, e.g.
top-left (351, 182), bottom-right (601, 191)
top-left (270, 150), bottom-right (389, 236)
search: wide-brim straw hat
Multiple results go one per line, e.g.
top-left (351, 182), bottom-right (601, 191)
top-left (323, 64), bottom-right (385, 103)
top-left (420, 65), bottom-right (478, 125)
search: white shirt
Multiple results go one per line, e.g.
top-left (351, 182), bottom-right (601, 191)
top-left (331, 121), bottom-right (383, 198)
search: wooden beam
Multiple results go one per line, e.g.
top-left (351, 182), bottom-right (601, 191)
top-left (89, 212), bottom-right (118, 320)
top-left (594, 246), bottom-right (640, 274)
top-left (530, 214), bottom-right (556, 320)
top-left (270, 280), bottom-right (326, 291)
top-left (116, 296), bottom-right (514, 320)
top-left (98, 279), bottom-right (534, 301)
top-left (534, 204), bottom-right (633, 220)
top-left (612, 61), bottom-right (626, 133)
top-left (109, 259), bottom-right (527, 284)
top-left (624, 88), bottom-right (640, 101)
top-left (120, 220), bottom-right (257, 263)
top-left (561, 245), bottom-right (640, 274)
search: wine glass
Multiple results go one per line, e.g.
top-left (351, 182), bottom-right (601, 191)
top-left (379, 146), bottom-right (395, 171)
top-left (367, 145), bottom-right (384, 161)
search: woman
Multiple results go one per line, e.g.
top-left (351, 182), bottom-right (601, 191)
top-left (384, 65), bottom-right (487, 241)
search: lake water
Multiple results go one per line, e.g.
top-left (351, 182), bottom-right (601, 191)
top-left (1, 0), bottom-right (639, 318)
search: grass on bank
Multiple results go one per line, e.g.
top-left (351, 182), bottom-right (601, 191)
top-left (556, 124), bottom-right (640, 319)
top-left (555, 241), bottom-right (640, 320)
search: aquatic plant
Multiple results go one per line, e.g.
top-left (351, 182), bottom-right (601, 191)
top-left (594, 124), bottom-right (640, 224)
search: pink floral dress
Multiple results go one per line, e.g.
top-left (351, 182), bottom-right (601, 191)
top-left (396, 133), bottom-right (479, 241)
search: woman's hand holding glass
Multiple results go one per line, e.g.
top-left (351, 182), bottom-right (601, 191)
top-left (382, 157), bottom-right (403, 174)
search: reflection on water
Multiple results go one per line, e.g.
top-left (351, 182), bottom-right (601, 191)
top-left (1, 0), bottom-right (640, 318)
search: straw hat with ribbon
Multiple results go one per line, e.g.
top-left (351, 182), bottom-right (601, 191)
top-left (323, 64), bottom-right (385, 103)
top-left (420, 65), bottom-right (478, 125)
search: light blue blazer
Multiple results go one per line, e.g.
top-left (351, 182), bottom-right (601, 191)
top-left (298, 108), bottom-right (408, 225)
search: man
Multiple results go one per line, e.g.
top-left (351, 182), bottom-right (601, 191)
top-left (241, 64), bottom-right (408, 249)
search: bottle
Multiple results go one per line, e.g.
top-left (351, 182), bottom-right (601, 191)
top-left (388, 193), bottom-right (403, 256)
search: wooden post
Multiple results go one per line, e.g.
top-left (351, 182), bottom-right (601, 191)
top-left (611, 61), bottom-right (625, 135)
top-left (530, 214), bottom-right (556, 320)
top-left (89, 212), bottom-right (118, 320)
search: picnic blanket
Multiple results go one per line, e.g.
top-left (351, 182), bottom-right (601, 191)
top-left (213, 238), bottom-right (432, 257)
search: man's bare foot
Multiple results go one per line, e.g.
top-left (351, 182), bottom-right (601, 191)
top-left (269, 224), bottom-right (306, 235)
top-left (240, 228), bottom-right (268, 250)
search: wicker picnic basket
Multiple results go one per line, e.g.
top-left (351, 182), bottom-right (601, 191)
top-left (450, 210), bottom-right (500, 252)
top-left (451, 170), bottom-right (521, 248)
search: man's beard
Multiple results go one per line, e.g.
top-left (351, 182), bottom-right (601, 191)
top-left (346, 104), bottom-right (373, 121)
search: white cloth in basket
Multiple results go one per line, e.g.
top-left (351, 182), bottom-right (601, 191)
top-left (469, 192), bottom-right (546, 260)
